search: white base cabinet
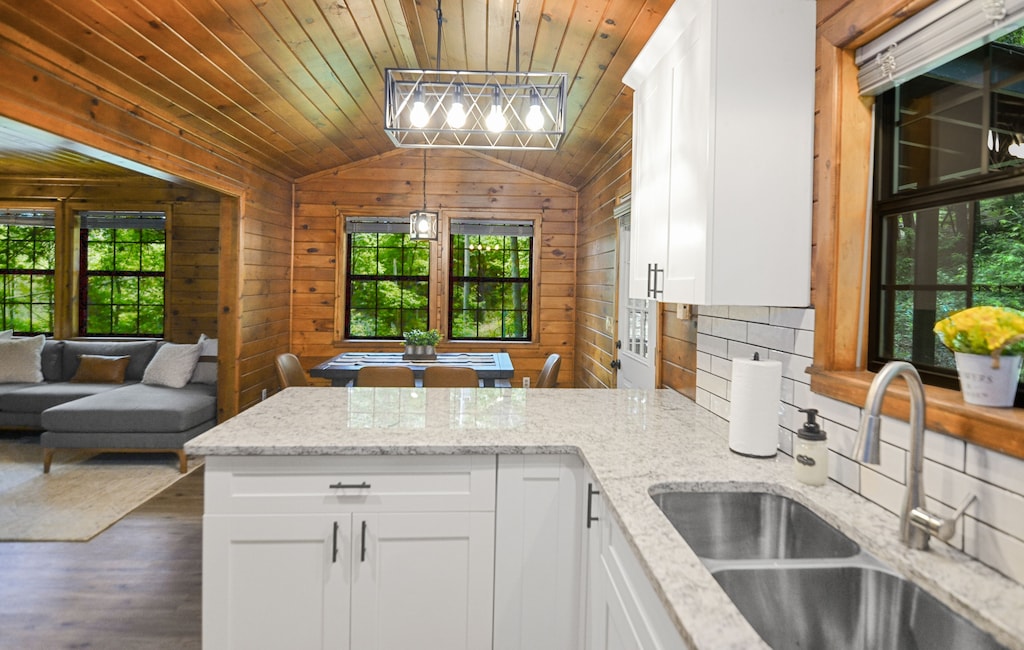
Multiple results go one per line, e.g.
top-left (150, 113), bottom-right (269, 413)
top-left (202, 455), bottom-right (496, 650)
top-left (585, 474), bottom-right (686, 650)
top-left (494, 454), bottom-right (587, 650)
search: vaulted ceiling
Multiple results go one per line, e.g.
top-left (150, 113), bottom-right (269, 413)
top-left (0, 0), bottom-right (674, 189)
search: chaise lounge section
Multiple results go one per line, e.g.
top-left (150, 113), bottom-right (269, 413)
top-left (0, 336), bottom-right (217, 473)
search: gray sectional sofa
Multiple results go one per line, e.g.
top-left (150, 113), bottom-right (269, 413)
top-left (0, 339), bottom-right (217, 473)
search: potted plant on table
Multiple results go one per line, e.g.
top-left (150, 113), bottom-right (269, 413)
top-left (402, 328), bottom-right (441, 361)
top-left (933, 305), bottom-right (1024, 407)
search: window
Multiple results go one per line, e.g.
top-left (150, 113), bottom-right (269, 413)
top-left (79, 211), bottom-right (166, 337)
top-left (871, 34), bottom-right (1024, 402)
top-left (344, 217), bottom-right (430, 339)
top-left (0, 210), bottom-right (56, 334)
top-left (449, 219), bottom-right (533, 341)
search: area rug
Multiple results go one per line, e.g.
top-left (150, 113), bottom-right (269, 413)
top-left (0, 434), bottom-right (203, 542)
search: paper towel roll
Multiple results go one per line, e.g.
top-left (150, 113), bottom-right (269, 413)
top-left (728, 357), bottom-right (782, 458)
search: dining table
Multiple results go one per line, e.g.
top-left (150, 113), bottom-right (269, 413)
top-left (309, 351), bottom-right (515, 387)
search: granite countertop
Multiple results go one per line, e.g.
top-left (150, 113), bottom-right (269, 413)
top-left (185, 387), bottom-right (1024, 649)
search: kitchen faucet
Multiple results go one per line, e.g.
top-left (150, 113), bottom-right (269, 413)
top-left (853, 361), bottom-right (975, 550)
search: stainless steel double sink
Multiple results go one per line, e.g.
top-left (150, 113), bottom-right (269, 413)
top-left (651, 490), bottom-right (1007, 649)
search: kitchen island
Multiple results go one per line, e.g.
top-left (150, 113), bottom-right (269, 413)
top-left (185, 387), bottom-right (1024, 649)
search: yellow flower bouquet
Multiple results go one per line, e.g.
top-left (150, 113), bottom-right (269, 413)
top-left (934, 306), bottom-right (1024, 365)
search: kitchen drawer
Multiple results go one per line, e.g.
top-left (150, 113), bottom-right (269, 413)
top-left (203, 455), bottom-right (497, 515)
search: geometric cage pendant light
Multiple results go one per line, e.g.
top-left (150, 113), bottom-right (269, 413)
top-left (384, 0), bottom-right (566, 151)
top-left (409, 149), bottom-right (438, 241)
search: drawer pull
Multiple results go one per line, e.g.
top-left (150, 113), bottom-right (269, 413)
top-left (332, 521), bottom-right (340, 563)
top-left (360, 520), bottom-right (368, 563)
top-left (329, 481), bottom-right (371, 489)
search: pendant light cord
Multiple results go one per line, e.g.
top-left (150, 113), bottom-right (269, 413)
top-left (422, 148), bottom-right (428, 210)
top-left (434, 0), bottom-right (443, 74)
top-left (514, 0), bottom-right (521, 77)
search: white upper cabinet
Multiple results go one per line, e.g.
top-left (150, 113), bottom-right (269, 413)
top-left (623, 0), bottom-right (815, 306)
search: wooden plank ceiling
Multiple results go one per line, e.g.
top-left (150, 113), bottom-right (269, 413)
top-left (0, 0), bottom-right (674, 189)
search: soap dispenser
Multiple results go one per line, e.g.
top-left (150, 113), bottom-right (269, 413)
top-left (794, 408), bottom-right (828, 485)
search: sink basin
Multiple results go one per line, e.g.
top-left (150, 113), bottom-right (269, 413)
top-left (651, 491), bottom-right (859, 560)
top-left (713, 566), bottom-right (1007, 650)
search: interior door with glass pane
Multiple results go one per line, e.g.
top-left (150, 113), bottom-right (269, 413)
top-left (616, 213), bottom-right (658, 389)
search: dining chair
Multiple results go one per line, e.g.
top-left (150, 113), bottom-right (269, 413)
top-left (422, 366), bottom-right (479, 388)
top-left (535, 353), bottom-right (561, 388)
top-left (275, 353), bottom-right (308, 388)
top-left (356, 365), bottom-right (416, 387)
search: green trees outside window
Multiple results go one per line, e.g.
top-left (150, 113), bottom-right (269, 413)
top-left (872, 33), bottom-right (1024, 399)
top-left (449, 232), bottom-right (532, 340)
top-left (0, 216), bottom-right (56, 334)
top-left (81, 219), bottom-right (166, 337)
top-left (345, 219), bottom-right (430, 339)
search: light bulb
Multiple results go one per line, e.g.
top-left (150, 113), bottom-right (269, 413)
top-left (486, 106), bottom-right (506, 132)
top-left (409, 85), bottom-right (429, 128)
top-left (410, 101), bottom-right (430, 128)
top-left (417, 218), bottom-right (431, 234)
top-left (486, 85), bottom-right (506, 132)
top-left (447, 84), bottom-right (467, 128)
top-left (525, 91), bottom-right (544, 131)
top-left (525, 104), bottom-right (544, 130)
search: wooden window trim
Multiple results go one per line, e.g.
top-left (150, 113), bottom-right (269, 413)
top-left (814, 1), bottom-right (1024, 461)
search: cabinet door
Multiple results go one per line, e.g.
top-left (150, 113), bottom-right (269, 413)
top-left (203, 514), bottom-right (351, 650)
top-left (662, 4), bottom-right (709, 305)
top-left (351, 511), bottom-right (495, 650)
top-left (585, 495), bottom-right (686, 650)
top-left (494, 455), bottom-right (586, 650)
top-left (629, 62), bottom-right (672, 300)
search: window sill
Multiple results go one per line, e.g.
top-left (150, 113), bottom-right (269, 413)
top-left (809, 366), bottom-right (1024, 461)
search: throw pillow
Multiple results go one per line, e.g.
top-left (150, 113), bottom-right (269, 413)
top-left (190, 333), bottom-right (219, 384)
top-left (70, 354), bottom-right (131, 384)
top-left (142, 342), bottom-right (202, 389)
top-left (0, 335), bottom-right (45, 383)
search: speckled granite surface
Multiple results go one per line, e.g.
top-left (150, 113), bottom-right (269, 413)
top-left (186, 387), bottom-right (1024, 649)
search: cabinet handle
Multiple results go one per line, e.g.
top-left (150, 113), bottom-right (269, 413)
top-left (587, 483), bottom-right (600, 529)
top-left (332, 521), bottom-right (340, 563)
top-left (329, 481), bottom-right (371, 489)
top-left (360, 520), bottom-right (368, 563)
top-left (646, 263), bottom-right (654, 298)
top-left (650, 264), bottom-right (664, 299)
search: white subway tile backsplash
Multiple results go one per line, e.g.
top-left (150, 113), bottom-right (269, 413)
top-left (699, 305), bottom-right (731, 318)
top-left (967, 446), bottom-right (1024, 497)
top-left (830, 452), bottom-right (861, 492)
top-left (794, 328), bottom-right (814, 357)
top-left (860, 466), bottom-right (905, 516)
top-left (696, 351), bottom-right (712, 372)
top-left (712, 317), bottom-right (749, 342)
top-left (710, 355), bottom-right (733, 382)
top-left (697, 332), bottom-right (728, 358)
top-left (693, 304), bottom-right (1023, 583)
top-left (770, 306), bottom-right (815, 330)
top-left (965, 519), bottom-right (1024, 584)
top-left (748, 323), bottom-right (796, 353)
top-left (728, 305), bottom-right (770, 323)
top-left (697, 369), bottom-right (729, 400)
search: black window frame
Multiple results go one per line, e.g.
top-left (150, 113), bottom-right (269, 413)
top-left (78, 211), bottom-right (167, 338)
top-left (343, 217), bottom-right (431, 340)
top-left (869, 38), bottom-right (1024, 407)
top-left (448, 219), bottom-right (534, 342)
top-left (0, 210), bottom-right (56, 335)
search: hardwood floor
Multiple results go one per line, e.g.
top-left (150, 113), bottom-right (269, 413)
top-left (0, 467), bottom-right (204, 649)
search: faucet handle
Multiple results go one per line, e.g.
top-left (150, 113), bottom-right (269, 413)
top-left (910, 493), bottom-right (977, 542)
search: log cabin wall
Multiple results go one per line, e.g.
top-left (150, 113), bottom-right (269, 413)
top-left (292, 149), bottom-right (577, 388)
top-left (0, 175), bottom-right (221, 345)
top-left (0, 34), bottom-right (294, 419)
top-left (574, 130), bottom-right (699, 395)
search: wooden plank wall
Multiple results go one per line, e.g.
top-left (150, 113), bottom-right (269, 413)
top-left (574, 128), bottom-right (698, 395)
top-left (0, 176), bottom-right (221, 344)
top-left (0, 34), bottom-right (295, 419)
top-left (292, 149), bottom-right (577, 388)
top-left (574, 140), bottom-right (628, 388)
